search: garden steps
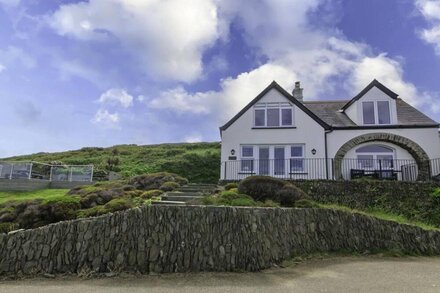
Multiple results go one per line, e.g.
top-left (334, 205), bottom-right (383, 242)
top-left (152, 184), bottom-right (218, 205)
top-left (151, 200), bottom-right (186, 206)
top-left (161, 195), bottom-right (204, 202)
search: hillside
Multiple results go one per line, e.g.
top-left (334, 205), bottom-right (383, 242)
top-left (3, 142), bottom-right (221, 183)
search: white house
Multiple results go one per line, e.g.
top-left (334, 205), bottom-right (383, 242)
top-left (219, 79), bottom-right (440, 181)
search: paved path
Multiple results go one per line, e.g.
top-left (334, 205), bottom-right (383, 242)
top-left (2, 256), bottom-right (440, 293)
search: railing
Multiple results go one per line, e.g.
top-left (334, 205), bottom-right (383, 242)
top-left (0, 161), bottom-right (94, 182)
top-left (221, 158), bottom-right (440, 182)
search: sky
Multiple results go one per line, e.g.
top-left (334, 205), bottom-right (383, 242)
top-left (1, 0), bottom-right (440, 157)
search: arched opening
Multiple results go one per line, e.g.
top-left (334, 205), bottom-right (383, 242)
top-left (334, 133), bottom-right (430, 181)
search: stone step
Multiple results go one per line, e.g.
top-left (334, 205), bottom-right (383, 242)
top-left (162, 195), bottom-right (204, 202)
top-left (151, 200), bottom-right (186, 205)
top-left (167, 191), bottom-right (202, 197)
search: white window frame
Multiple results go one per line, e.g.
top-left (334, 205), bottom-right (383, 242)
top-left (361, 100), bottom-right (392, 125)
top-left (240, 145), bottom-right (255, 173)
top-left (289, 144), bottom-right (305, 173)
top-left (253, 102), bottom-right (294, 128)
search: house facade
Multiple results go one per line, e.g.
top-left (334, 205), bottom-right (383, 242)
top-left (219, 80), bottom-right (440, 181)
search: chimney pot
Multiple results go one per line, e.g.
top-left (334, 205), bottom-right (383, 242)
top-left (292, 81), bottom-right (303, 102)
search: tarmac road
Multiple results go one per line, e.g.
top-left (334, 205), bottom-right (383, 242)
top-left (1, 256), bottom-right (440, 293)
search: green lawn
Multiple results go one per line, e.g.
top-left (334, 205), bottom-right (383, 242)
top-left (319, 203), bottom-right (439, 231)
top-left (0, 189), bottom-right (70, 204)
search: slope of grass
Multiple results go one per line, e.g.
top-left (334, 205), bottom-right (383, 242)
top-left (0, 189), bottom-right (69, 204)
top-left (2, 142), bottom-right (221, 183)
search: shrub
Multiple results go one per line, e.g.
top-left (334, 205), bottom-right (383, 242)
top-left (77, 206), bottom-right (106, 218)
top-left (276, 184), bottom-right (308, 207)
top-left (122, 185), bottom-right (136, 191)
top-left (229, 187), bottom-right (238, 193)
top-left (261, 200), bottom-right (280, 207)
top-left (104, 198), bottom-right (134, 213)
top-left (141, 189), bottom-right (164, 199)
top-left (229, 197), bottom-right (257, 207)
top-left (125, 190), bottom-right (144, 198)
top-left (80, 193), bottom-right (100, 208)
top-left (129, 172), bottom-right (188, 190)
top-left (295, 199), bottom-right (320, 208)
top-left (43, 197), bottom-right (81, 222)
top-left (238, 176), bottom-right (287, 201)
top-left (224, 183), bottom-right (238, 190)
top-left (0, 222), bottom-right (19, 234)
top-left (160, 181), bottom-right (180, 192)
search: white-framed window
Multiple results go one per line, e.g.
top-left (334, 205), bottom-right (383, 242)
top-left (355, 144), bottom-right (394, 170)
top-left (290, 145), bottom-right (305, 173)
top-left (362, 101), bottom-right (391, 125)
top-left (253, 102), bottom-right (294, 128)
top-left (240, 146), bottom-right (254, 172)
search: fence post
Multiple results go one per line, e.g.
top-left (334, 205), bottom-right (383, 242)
top-left (9, 163), bottom-right (13, 180)
top-left (28, 162), bottom-right (33, 180)
top-left (90, 165), bottom-right (94, 182)
top-left (378, 160), bottom-right (382, 179)
top-left (69, 167), bottom-right (73, 182)
top-left (49, 166), bottom-right (53, 181)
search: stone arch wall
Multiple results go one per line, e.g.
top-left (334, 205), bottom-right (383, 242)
top-left (334, 132), bottom-right (430, 180)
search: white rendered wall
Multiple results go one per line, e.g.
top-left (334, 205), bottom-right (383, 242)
top-left (220, 88), bottom-right (326, 180)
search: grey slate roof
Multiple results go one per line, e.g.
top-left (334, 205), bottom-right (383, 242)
top-left (303, 99), bottom-right (438, 128)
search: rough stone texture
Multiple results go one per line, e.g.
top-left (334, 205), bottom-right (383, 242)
top-left (1, 205), bottom-right (440, 275)
top-left (333, 132), bottom-right (431, 180)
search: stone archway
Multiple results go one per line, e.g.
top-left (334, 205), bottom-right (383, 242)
top-left (334, 132), bottom-right (430, 180)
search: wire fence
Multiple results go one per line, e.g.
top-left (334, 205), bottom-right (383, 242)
top-left (221, 158), bottom-right (440, 182)
top-left (0, 161), bottom-right (94, 182)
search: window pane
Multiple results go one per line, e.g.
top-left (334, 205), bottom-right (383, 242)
top-left (356, 145), bottom-right (393, 153)
top-left (274, 147), bottom-right (285, 175)
top-left (281, 108), bottom-right (292, 126)
top-left (254, 109), bottom-right (265, 126)
top-left (377, 101), bottom-right (391, 124)
top-left (290, 158), bottom-right (304, 172)
top-left (357, 155), bottom-right (374, 169)
top-left (291, 146), bottom-right (303, 157)
top-left (241, 160), bottom-right (254, 172)
top-left (267, 109), bottom-right (280, 126)
top-left (377, 155), bottom-right (394, 169)
top-left (362, 102), bottom-right (375, 124)
top-left (242, 146), bottom-right (253, 157)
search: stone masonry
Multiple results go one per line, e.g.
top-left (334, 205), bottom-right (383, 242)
top-left (1, 205), bottom-right (440, 275)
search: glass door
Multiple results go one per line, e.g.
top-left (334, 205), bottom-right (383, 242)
top-left (258, 147), bottom-right (270, 175)
top-left (274, 147), bottom-right (285, 175)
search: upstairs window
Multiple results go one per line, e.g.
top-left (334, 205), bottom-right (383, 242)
top-left (362, 101), bottom-right (391, 125)
top-left (254, 102), bottom-right (294, 128)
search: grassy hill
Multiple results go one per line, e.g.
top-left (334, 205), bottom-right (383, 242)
top-left (3, 142), bottom-right (221, 183)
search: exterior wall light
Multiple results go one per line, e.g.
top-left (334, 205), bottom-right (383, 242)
top-left (231, 149), bottom-right (236, 155)
top-left (311, 148), bottom-right (317, 155)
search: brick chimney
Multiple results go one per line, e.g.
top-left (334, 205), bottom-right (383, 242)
top-left (292, 81), bottom-right (303, 102)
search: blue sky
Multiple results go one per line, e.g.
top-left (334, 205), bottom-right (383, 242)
top-left (1, 0), bottom-right (440, 157)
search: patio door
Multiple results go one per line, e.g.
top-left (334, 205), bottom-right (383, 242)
top-left (274, 147), bottom-right (285, 175)
top-left (258, 147), bottom-right (270, 175)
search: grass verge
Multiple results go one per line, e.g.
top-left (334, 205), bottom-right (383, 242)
top-left (0, 189), bottom-right (70, 204)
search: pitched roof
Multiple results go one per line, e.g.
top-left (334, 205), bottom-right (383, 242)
top-left (219, 81), bottom-right (331, 131)
top-left (303, 98), bottom-right (439, 128)
top-left (341, 79), bottom-right (398, 111)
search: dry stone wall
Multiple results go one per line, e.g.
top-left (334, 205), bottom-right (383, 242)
top-left (1, 205), bottom-right (440, 275)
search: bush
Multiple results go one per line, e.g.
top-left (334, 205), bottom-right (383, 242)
top-left (229, 197), bottom-right (257, 207)
top-left (0, 222), bottom-right (19, 234)
top-left (261, 200), bottom-right (280, 207)
top-left (104, 198), bottom-right (134, 213)
top-left (224, 183), bottom-right (238, 190)
top-left (160, 181), bottom-right (180, 192)
top-left (141, 189), bottom-right (164, 199)
top-left (295, 199), bottom-right (320, 208)
top-left (129, 172), bottom-right (188, 190)
top-left (238, 176), bottom-right (287, 201)
top-left (44, 197), bottom-right (81, 222)
top-left (276, 184), bottom-right (307, 207)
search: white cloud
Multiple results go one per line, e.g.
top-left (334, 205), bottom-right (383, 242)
top-left (92, 109), bottom-right (120, 128)
top-left (0, 46), bottom-right (35, 70)
top-left (48, 0), bottom-right (224, 82)
top-left (0, 0), bottom-right (20, 7)
top-left (98, 88), bottom-right (133, 108)
top-left (416, 0), bottom-right (440, 55)
top-left (0, 64), bottom-right (5, 73)
top-left (184, 133), bottom-right (203, 143)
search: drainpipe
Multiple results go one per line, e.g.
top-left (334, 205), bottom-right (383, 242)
top-left (324, 129), bottom-right (333, 180)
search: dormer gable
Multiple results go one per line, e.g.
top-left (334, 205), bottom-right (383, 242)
top-left (341, 79), bottom-right (398, 126)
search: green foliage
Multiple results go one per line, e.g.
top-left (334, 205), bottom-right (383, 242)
top-left (276, 184), bottom-right (307, 207)
top-left (104, 197), bottom-right (134, 213)
top-left (0, 222), bottom-right (19, 234)
top-left (238, 176), bottom-right (287, 201)
top-left (224, 183), bottom-right (238, 190)
top-left (3, 142), bottom-right (221, 183)
top-left (129, 172), bottom-right (187, 190)
top-left (0, 189), bottom-right (70, 204)
top-left (141, 189), bottom-right (163, 199)
top-left (294, 199), bottom-right (321, 208)
top-left (160, 181), bottom-right (180, 192)
top-left (202, 189), bottom-right (272, 207)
